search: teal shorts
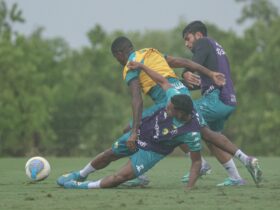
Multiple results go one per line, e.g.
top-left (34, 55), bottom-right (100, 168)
top-left (142, 78), bottom-right (190, 119)
top-left (130, 149), bottom-right (165, 177)
top-left (148, 77), bottom-right (191, 105)
top-left (112, 131), bottom-right (138, 156)
top-left (194, 89), bottom-right (236, 132)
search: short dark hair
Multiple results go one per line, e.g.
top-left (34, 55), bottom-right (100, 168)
top-left (171, 94), bottom-right (193, 115)
top-left (182, 20), bottom-right (207, 38)
top-left (111, 36), bottom-right (133, 54)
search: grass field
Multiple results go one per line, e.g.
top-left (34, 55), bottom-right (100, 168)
top-left (0, 156), bottom-right (280, 210)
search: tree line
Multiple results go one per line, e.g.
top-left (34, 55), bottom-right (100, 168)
top-left (0, 0), bottom-right (279, 156)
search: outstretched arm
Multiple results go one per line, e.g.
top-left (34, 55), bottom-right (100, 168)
top-left (127, 61), bottom-right (172, 91)
top-left (186, 151), bottom-right (201, 190)
top-left (165, 56), bottom-right (225, 86)
top-left (127, 79), bottom-right (143, 151)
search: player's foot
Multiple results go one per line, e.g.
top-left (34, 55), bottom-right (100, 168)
top-left (57, 171), bottom-right (87, 186)
top-left (216, 177), bottom-right (246, 187)
top-left (181, 163), bottom-right (212, 183)
top-left (64, 180), bottom-right (90, 189)
top-left (120, 175), bottom-right (150, 187)
top-left (246, 157), bottom-right (262, 185)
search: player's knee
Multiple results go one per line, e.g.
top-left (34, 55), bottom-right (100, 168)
top-left (102, 149), bottom-right (119, 162)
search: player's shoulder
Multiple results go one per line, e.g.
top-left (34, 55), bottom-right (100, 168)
top-left (196, 37), bottom-right (211, 47)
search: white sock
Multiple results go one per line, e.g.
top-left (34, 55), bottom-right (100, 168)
top-left (201, 156), bottom-right (208, 168)
top-left (88, 179), bottom-right (101, 189)
top-left (234, 149), bottom-right (249, 165)
top-left (223, 159), bottom-right (241, 180)
top-left (79, 163), bottom-right (96, 177)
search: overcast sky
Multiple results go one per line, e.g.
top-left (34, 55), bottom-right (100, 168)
top-left (7, 0), bottom-right (280, 48)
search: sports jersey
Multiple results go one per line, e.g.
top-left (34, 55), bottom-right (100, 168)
top-left (123, 48), bottom-right (177, 94)
top-left (136, 88), bottom-right (202, 155)
top-left (191, 37), bottom-right (237, 106)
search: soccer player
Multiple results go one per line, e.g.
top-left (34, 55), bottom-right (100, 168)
top-left (57, 67), bottom-right (204, 190)
top-left (110, 36), bottom-right (225, 186)
top-left (128, 61), bottom-right (262, 185)
top-left (179, 20), bottom-right (244, 186)
top-left (57, 61), bottom-right (262, 189)
top-left (111, 36), bottom-right (262, 187)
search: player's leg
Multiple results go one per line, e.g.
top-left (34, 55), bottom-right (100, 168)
top-left (205, 119), bottom-right (245, 186)
top-left (201, 126), bottom-right (262, 185)
top-left (122, 103), bottom-right (166, 187)
top-left (64, 149), bottom-right (164, 189)
top-left (57, 132), bottom-right (135, 186)
top-left (206, 142), bottom-right (245, 186)
top-left (63, 160), bottom-right (136, 189)
top-left (194, 90), bottom-right (246, 186)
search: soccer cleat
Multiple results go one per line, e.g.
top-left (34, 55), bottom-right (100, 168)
top-left (181, 163), bottom-right (212, 183)
top-left (120, 175), bottom-right (150, 187)
top-left (246, 157), bottom-right (262, 186)
top-left (57, 171), bottom-right (87, 186)
top-left (216, 177), bottom-right (246, 187)
top-left (64, 180), bottom-right (90, 189)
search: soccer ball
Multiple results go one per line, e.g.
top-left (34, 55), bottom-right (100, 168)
top-left (25, 156), bottom-right (51, 181)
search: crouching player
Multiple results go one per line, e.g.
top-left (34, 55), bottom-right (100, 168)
top-left (57, 66), bottom-right (205, 190)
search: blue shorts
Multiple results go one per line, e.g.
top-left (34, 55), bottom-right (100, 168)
top-left (130, 149), bottom-right (165, 177)
top-left (194, 89), bottom-right (236, 132)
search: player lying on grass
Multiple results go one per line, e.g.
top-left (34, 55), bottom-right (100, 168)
top-left (58, 75), bottom-right (204, 190)
top-left (57, 62), bottom-right (262, 189)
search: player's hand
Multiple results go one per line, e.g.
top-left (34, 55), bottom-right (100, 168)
top-left (211, 72), bottom-right (226, 86)
top-left (126, 131), bottom-right (138, 151)
top-left (127, 61), bottom-right (143, 70)
top-left (183, 71), bottom-right (201, 88)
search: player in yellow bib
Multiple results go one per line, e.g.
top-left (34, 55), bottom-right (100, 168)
top-left (111, 36), bottom-right (224, 186)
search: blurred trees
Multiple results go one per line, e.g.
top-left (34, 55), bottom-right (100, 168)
top-left (0, 0), bottom-right (279, 156)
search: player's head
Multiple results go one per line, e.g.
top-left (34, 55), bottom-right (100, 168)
top-left (166, 94), bottom-right (193, 121)
top-left (182, 20), bottom-right (207, 50)
top-left (111, 36), bottom-right (134, 66)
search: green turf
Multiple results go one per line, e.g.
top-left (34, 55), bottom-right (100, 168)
top-left (0, 157), bottom-right (280, 210)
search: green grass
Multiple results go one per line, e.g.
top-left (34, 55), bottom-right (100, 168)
top-left (1, 157), bottom-right (280, 210)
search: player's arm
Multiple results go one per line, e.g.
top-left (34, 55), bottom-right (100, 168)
top-left (165, 55), bottom-right (225, 87)
top-left (127, 61), bottom-right (172, 91)
top-left (127, 78), bottom-right (143, 150)
top-left (186, 151), bottom-right (201, 190)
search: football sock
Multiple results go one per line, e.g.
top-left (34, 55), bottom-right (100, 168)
top-left (201, 156), bottom-right (208, 168)
top-left (223, 159), bottom-right (241, 180)
top-left (80, 163), bottom-right (96, 177)
top-left (234, 149), bottom-right (249, 165)
top-left (88, 179), bottom-right (101, 189)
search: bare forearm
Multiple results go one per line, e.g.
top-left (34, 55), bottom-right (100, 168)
top-left (186, 151), bottom-right (201, 189)
top-left (166, 56), bottom-right (213, 78)
top-left (129, 79), bottom-right (143, 133)
top-left (131, 96), bottom-right (143, 133)
top-left (140, 65), bottom-right (171, 90)
top-left (187, 159), bottom-right (201, 188)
